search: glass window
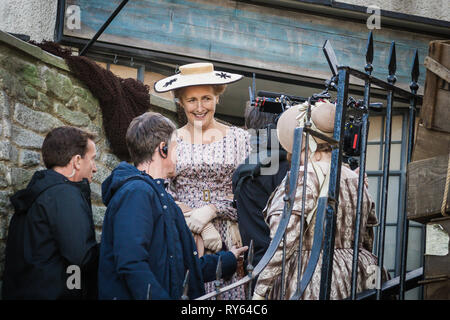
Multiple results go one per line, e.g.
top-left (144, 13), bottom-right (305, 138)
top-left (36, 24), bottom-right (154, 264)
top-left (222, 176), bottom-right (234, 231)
top-left (366, 113), bottom-right (424, 300)
top-left (386, 176), bottom-right (400, 224)
top-left (391, 115), bottom-right (403, 141)
top-left (366, 145), bottom-right (381, 171)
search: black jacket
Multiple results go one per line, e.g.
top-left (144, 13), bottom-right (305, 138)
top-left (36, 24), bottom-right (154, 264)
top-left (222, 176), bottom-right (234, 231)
top-left (232, 150), bottom-right (289, 268)
top-left (2, 170), bottom-right (99, 300)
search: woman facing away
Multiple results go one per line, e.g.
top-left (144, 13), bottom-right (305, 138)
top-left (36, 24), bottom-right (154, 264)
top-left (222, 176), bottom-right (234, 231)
top-left (253, 100), bottom-right (388, 300)
top-left (154, 63), bottom-right (251, 299)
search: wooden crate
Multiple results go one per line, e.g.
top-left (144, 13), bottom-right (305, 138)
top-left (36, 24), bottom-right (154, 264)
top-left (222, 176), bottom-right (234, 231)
top-left (423, 217), bottom-right (450, 300)
top-left (407, 153), bottom-right (450, 223)
top-left (420, 40), bottom-right (450, 134)
top-left (412, 123), bottom-right (450, 162)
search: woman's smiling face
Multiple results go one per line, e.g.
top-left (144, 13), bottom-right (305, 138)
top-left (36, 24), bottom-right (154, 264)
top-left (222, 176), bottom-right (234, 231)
top-left (179, 85), bottom-right (218, 129)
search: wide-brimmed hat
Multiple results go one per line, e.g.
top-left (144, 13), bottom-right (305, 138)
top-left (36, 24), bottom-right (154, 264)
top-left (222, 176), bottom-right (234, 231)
top-left (154, 62), bottom-right (243, 93)
top-left (276, 100), bottom-right (336, 154)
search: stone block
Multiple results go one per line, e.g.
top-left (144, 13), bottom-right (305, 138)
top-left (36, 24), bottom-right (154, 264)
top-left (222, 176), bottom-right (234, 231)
top-left (33, 92), bottom-right (51, 111)
top-left (0, 140), bottom-right (10, 160)
top-left (95, 230), bottom-right (102, 244)
top-left (11, 125), bottom-right (44, 149)
top-left (0, 242), bottom-right (5, 263)
top-left (10, 167), bottom-right (34, 191)
top-left (93, 163), bottom-right (111, 185)
top-left (0, 190), bottom-right (13, 211)
top-left (0, 90), bottom-right (10, 117)
top-left (0, 216), bottom-right (7, 240)
top-left (92, 205), bottom-right (106, 227)
top-left (14, 103), bottom-right (64, 133)
top-left (1, 55), bottom-right (44, 89)
top-left (73, 86), bottom-right (87, 100)
top-left (24, 85), bottom-right (38, 99)
top-left (85, 123), bottom-right (103, 142)
top-left (66, 95), bottom-right (98, 119)
top-left (53, 102), bottom-right (90, 127)
top-left (9, 145), bottom-right (18, 163)
top-left (1, 118), bottom-right (11, 139)
top-left (21, 62), bottom-right (42, 89)
top-left (0, 69), bottom-right (30, 105)
top-left (90, 182), bottom-right (103, 204)
top-left (19, 150), bottom-right (41, 168)
top-left (101, 152), bottom-right (120, 170)
top-left (42, 67), bottom-right (73, 102)
top-left (0, 163), bottom-right (10, 187)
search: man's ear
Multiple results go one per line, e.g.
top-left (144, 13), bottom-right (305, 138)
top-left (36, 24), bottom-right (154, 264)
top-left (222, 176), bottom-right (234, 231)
top-left (73, 155), bottom-right (82, 170)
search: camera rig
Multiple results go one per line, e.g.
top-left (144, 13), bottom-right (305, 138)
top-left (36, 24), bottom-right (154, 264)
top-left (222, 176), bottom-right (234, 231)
top-left (248, 40), bottom-right (384, 169)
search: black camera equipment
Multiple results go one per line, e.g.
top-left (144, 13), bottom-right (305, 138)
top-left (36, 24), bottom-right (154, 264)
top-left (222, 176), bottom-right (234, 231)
top-left (344, 115), bottom-right (363, 158)
top-left (343, 96), bottom-right (384, 169)
top-left (255, 90), bottom-right (307, 114)
top-left (246, 40), bottom-right (384, 170)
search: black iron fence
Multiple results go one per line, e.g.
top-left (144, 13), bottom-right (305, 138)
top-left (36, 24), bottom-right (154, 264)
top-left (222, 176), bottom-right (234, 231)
top-left (54, 0), bottom-right (425, 301)
top-left (181, 31), bottom-right (424, 301)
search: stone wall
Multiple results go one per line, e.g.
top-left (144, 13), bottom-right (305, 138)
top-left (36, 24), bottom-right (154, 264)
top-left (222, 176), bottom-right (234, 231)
top-left (0, 31), bottom-right (176, 298)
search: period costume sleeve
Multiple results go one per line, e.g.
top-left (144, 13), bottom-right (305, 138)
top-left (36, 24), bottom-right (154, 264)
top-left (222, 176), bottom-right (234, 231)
top-left (254, 169), bottom-right (319, 298)
top-left (112, 182), bottom-right (171, 299)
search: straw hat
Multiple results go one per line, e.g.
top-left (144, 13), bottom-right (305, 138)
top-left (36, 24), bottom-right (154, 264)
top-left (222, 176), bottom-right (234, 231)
top-left (154, 62), bottom-right (243, 93)
top-left (276, 100), bottom-right (336, 154)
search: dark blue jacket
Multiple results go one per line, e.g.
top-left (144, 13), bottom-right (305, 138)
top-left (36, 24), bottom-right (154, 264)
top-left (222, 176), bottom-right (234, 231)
top-left (98, 162), bottom-right (236, 300)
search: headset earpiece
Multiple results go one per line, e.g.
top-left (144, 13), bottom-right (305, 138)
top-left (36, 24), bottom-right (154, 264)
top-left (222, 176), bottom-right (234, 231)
top-left (159, 144), bottom-right (168, 159)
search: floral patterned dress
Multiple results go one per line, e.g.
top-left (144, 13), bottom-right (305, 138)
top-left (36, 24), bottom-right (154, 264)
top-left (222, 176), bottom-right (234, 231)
top-left (254, 161), bottom-right (388, 300)
top-left (168, 126), bottom-right (251, 300)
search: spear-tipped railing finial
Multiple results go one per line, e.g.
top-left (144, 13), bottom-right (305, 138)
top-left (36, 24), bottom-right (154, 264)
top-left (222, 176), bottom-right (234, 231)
top-left (387, 41), bottom-right (397, 84)
top-left (365, 31), bottom-right (374, 75)
top-left (410, 49), bottom-right (420, 93)
top-left (214, 256), bottom-right (222, 300)
top-left (181, 270), bottom-right (190, 300)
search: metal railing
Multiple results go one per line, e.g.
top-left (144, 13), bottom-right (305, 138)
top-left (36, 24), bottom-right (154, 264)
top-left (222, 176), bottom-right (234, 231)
top-left (57, 0), bottom-right (424, 301)
top-left (185, 31), bottom-right (422, 300)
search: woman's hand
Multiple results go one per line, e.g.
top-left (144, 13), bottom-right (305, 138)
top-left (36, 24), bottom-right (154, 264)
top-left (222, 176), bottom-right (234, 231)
top-left (176, 201), bottom-right (193, 214)
top-left (230, 245), bottom-right (248, 260)
top-left (201, 223), bottom-right (222, 252)
top-left (186, 204), bottom-right (217, 234)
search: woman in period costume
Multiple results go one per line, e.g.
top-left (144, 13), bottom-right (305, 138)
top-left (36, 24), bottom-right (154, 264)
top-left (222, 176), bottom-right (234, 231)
top-left (253, 100), bottom-right (388, 300)
top-left (154, 63), bottom-right (251, 300)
